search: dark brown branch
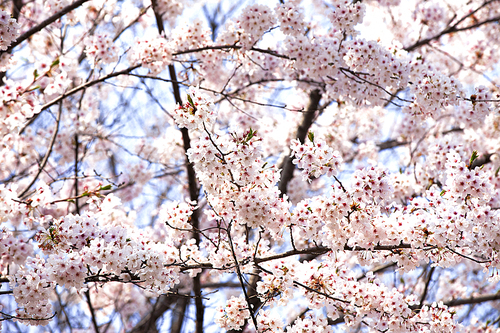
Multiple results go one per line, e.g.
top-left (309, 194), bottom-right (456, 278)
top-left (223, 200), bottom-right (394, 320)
top-left (230, 89), bottom-right (322, 332)
top-left (85, 290), bottom-right (100, 333)
top-left (445, 292), bottom-right (500, 307)
top-left (337, 68), bottom-right (413, 104)
top-left (227, 223), bottom-right (259, 330)
top-left (178, 243), bottom-right (423, 272)
top-left (173, 44), bottom-right (290, 60)
top-left (128, 295), bottom-right (178, 333)
top-left (377, 139), bottom-right (410, 151)
top-left (470, 153), bottom-right (493, 169)
top-left (11, 0), bottom-right (23, 21)
top-left (417, 266), bottom-right (435, 310)
top-left (149, 0), bottom-right (204, 331)
top-left (278, 89), bottom-right (322, 196)
top-left (19, 64), bottom-right (141, 134)
top-left (169, 44), bottom-right (205, 333)
top-left (405, 1), bottom-right (500, 52)
top-left (2, 0), bottom-right (91, 55)
top-left (170, 297), bottom-right (189, 333)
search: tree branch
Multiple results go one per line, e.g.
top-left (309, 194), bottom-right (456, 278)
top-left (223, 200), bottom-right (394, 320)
top-left (2, 0), bottom-right (91, 55)
top-left (445, 292), bottom-right (500, 307)
top-left (19, 64), bottom-right (141, 134)
top-left (405, 1), bottom-right (500, 52)
top-left (278, 89), bottom-right (322, 196)
top-left (19, 101), bottom-right (63, 198)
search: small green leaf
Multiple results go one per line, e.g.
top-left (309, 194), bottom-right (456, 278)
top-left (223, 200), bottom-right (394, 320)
top-left (244, 128), bottom-right (256, 143)
top-left (33, 69), bottom-right (39, 79)
top-left (50, 58), bottom-right (60, 68)
top-left (99, 184), bottom-right (112, 191)
top-left (27, 85), bottom-right (41, 92)
top-left (186, 94), bottom-right (197, 114)
top-left (307, 131), bottom-right (314, 143)
top-left (495, 166), bottom-right (500, 177)
top-left (440, 190), bottom-right (446, 196)
top-left (468, 150), bottom-right (479, 170)
top-left (187, 94), bottom-right (194, 107)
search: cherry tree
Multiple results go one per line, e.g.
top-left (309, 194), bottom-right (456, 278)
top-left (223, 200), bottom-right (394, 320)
top-left (1, 0), bottom-right (500, 332)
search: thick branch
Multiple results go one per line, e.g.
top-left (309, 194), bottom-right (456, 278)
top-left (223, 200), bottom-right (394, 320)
top-left (150, 0), bottom-right (203, 330)
top-left (85, 290), bottom-right (100, 333)
top-left (170, 297), bottom-right (189, 333)
top-left (278, 89), bottom-right (322, 196)
top-left (129, 295), bottom-right (178, 333)
top-left (417, 266), bottom-right (435, 309)
top-left (445, 292), bottom-right (500, 307)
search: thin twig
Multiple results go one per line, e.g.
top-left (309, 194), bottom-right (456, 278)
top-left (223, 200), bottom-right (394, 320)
top-left (19, 102), bottom-right (63, 198)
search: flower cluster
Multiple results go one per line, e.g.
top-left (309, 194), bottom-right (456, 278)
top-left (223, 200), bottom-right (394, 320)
top-left (444, 150), bottom-right (493, 205)
top-left (290, 137), bottom-right (343, 181)
top-left (0, 231), bottom-right (33, 273)
top-left (128, 36), bottom-right (172, 74)
top-left (351, 165), bottom-right (393, 204)
top-left (180, 238), bottom-right (204, 277)
top-left (0, 80), bottom-right (42, 130)
top-left (157, 200), bottom-right (194, 240)
top-left (29, 182), bottom-right (56, 209)
top-left (408, 60), bottom-right (464, 117)
top-left (9, 260), bottom-right (54, 326)
top-left (327, 0), bottom-right (365, 37)
top-left (464, 39), bottom-right (500, 71)
top-left (190, 129), bottom-right (290, 235)
top-left (172, 87), bottom-right (216, 130)
top-left (0, 185), bottom-right (25, 224)
top-left (255, 310), bottom-right (284, 333)
top-left (46, 252), bottom-right (86, 290)
top-left (44, 0), bottom-right (71, 17)
top-left (284, 34), bottom-right (341, 79)
top-left (275, 0), bottom-right (306, 36)
top-left (202, 233), bottom-right (236, 269)
top-left (35, 213), bottom-right (98, 252)
top-left (257, 259), bottom-right (296, 305)
top-left (287, 315), bottom-right (332, 333)
top-left (295, 259), bottom-right (457, 332)
top-left (466, 85), bottom-right (493, 126)
top-left (149, 0), bottom-right (184, 27)
top-left (214, 295), bottom-right (251, 330)
top-left (170, 19), bottom-right (212, 51)
top-left (84, 34), bottom-right (118, 68)
top-left (344, 39), bottom-right (410, 89)
top-left (236, 4), bottom-right (275, 50)
top-left (0, 10), bottom-right (20, 51)
top-left (418, 2), bottom-right (448, 37)
top-left (308, 184), bottom-right (352, 249)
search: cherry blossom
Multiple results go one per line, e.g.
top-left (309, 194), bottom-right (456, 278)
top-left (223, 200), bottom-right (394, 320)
top-left (1, 0), bottom-right (500, 332)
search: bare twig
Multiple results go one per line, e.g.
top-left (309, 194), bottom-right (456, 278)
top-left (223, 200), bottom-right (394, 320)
top-left (19, 102), bottom-right (63, 198)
